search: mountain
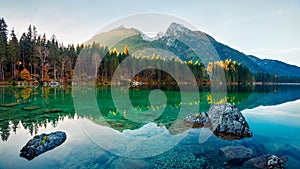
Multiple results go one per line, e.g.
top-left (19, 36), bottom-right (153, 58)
top-left (87, 23), bottom-right (300, 77)
top-left (247, 55), bottom-right (300, 77)
top-left (85, 26), bottom-right (140, 47)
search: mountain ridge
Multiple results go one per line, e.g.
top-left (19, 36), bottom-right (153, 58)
top-left (87, 22), bottom-right (300, 77)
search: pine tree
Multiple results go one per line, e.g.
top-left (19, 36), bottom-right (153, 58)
top-left (48, 35), bottom-right (60, 80)
top-left (7, 29), bottom-right (20, 79)
top-left (26, 25), bottom-right (34, 75)
top-left (19, 33), bottom-right (26, 68)
top-left (0, 18), bottom-right (8, 80)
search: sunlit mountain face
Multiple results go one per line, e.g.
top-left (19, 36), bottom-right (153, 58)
top-left (88, 23), bottom-right (300, 78)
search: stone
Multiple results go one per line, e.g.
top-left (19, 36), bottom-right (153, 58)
top-left (94, 151), bottom-right (110, 164)
top-left (277, 145), bottom-right (300, 162)
top-left (20, 131), bottom-right (66, 160)
top-left (110, 158), bottom-right (151, 169)
top-left (167, 120), bottom-right (190, 135)
top-left (208, 103), bottom-right (252, 140)
top-left (219, 145), bottom-right (253, 165)
top-left (266, 155), bottom-right (287, 169)
top-left (22, 105), bottom-right (42, 111)
top-left (42, 109), bottom-right (63, 113)
top-left (247, 154), bottom-right (272, 168)
top-left (244, 154), bottom-right (288, 169)
top-left (0, 103), bottom-right (20, 107)
top-left (185, 112), bottom-right (208, 127)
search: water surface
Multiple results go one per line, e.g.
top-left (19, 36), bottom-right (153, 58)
top-left (0, 85), bottom-right (300, 168)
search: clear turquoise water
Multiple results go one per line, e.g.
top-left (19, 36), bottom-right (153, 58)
top-left (0, 85), bottom-right (300, 168)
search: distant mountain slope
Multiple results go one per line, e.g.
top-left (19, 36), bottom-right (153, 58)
top-left (87, 23), bottom-right (300, 77)
top-left (247, 55), bottom-right (300, 76)
top-left (86, 26), bottom-right (140, 47)
top-left (212, 42), bottom-right (264, 73)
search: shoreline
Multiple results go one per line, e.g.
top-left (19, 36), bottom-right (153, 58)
top-left (1, 81), bottom-right (300, 87)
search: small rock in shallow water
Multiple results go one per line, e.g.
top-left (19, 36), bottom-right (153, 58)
top-left (219, 145), bottom-right (253, 165)
top-left (110, 158), bottom-right (151, 169)
top-left (267, 155), bottom-right (287, 169)
top-left (22, 105), bottom-right (42, 111)
top-left (94, 151), bottom-right (110, 164)
top-left (277, 144), bottom-right (300, 162)
top-left (42, 109), bottom-right (63, 113)
top-left (185, 112), bottom-right (208, 127)
top-left (20, 131), bottom-right (66, 160)
top-left (246, 154), bottom-right (272, 168)
top-left (0, 103), bottom-right (20, 107)
top-left (244, 154), bottom-right (288, 169)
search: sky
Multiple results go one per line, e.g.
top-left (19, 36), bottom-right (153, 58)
top-left (1, 0), bottom-right (300, 66)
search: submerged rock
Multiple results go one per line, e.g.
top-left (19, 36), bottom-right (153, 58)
top-left (0, 103), bottom-right (20, 107)
top-left (244, 154), bottom-right (288, 169)
top-left (219, 145), bottom-right (253, 165)
top-left (42, 108), bottom-right (63, 113)
top-left (185, 112), bottom-right (208, 127)
top-left (22, 105), bottom-right (42, 111)
top-left (20, 131), bottom-right (66, 160)
top-left (277, 144), bottom-right (300, 162)
top-left (245, 154), bottom-right (272, 168)
top-left (267, 155), bottom-right (287, 169)
top-left (110, 158), bottom-right (151, 169)
top-left (94, 151), bottom-right (111, 164)
top-left (208, 103), bottom-right (252, 140)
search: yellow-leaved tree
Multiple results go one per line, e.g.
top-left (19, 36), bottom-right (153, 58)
top-left (123, 45), bottom-right (129, 55)
top-left (20, 68), bottom-right (30, 81)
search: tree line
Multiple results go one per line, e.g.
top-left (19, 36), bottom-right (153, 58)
top-left (0, 17), bottom-right (81, 83)
top-left (1, 17), bottom-right (292, 86)
top-left (74, 39), bottom-right (254, 86)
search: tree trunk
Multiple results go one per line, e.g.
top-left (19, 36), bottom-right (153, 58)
top-left (13, 63), bottom-right (16, 79)
top-left (30, 64), bottom-right (33, 79)
top-left (1, 64), bottom-right (5, 81)
top-left (61, 61), bottom-right (65, 80)
top-left (33, 64), bottom-right (36, 75)
top-left (0, 64), bottom-right (2, 81)
top-left (11, 63), bottom-right (13, 79)
top-left (41, 63), bottom-right (44, 82)
top-left (95, 67), bottom-right (97, 78)
top-left (54, 68), bottom-right (57, 80)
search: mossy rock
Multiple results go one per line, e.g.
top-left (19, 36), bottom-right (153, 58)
top-left (0, 108), bottom-right (9, 111)
top-left (42, 109), bottom-right (63, 113)
top-left (20, 131), bottom-right (67, 160)
top-left (0, 103), bottom-right (20, 107)
top-left (22, 105), bottom-right (43, 111)
top-left (40, 135), bottom-right (48, 145)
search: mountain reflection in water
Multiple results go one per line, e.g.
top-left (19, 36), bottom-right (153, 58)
top-left (0, 85), bottom-right (299, 141)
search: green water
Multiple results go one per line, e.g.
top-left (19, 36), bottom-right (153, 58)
top-left (0, 85), bottom-right (300, 168)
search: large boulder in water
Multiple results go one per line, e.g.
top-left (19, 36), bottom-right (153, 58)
top-left (20, 131), bottom-right (66, 160)
top-left (208, 103), bottom-right (252, 140)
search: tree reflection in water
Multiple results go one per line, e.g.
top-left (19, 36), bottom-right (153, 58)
top-left (0, 86), bottom-right (74, 141)
top-left (1, 85), bottom-right (300, 141)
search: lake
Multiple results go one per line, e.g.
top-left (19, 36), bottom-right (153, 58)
top-left (0, 85), bottom-right (300, 168)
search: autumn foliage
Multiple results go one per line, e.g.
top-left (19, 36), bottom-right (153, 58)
top-left (20, 68), bottom-right (30, 81)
